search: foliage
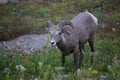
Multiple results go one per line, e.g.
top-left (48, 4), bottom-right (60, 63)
top-left (0, 0), bottom-right (120, 41)
top-left (37, 8), bottom-right (51, 17)
top-left (0, 0), bottom-right (120, 80)
top-left (0, 36), bottom-right (120, 80)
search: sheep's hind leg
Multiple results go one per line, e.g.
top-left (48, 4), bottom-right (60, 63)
top-left (88, 39), bottom-right (94, 63)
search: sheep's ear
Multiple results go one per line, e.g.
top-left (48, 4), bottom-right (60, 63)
top-left (47, 21), bottom-right (54, 28)
top-left (46, 21), bottom-right (54, 31)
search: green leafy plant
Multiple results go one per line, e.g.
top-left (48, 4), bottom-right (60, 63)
top-left (38, 8), bottom-right (51, 17)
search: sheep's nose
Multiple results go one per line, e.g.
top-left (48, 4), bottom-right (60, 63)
top-left (50, 42), bottom-right (55, 44)
top-left (50, 40), bottom-right (56, 46)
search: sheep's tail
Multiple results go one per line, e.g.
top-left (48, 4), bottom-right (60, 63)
top-left (85, 10), bottom-right (98, 26)
top-left (85, 9), bottom-right (88, 12)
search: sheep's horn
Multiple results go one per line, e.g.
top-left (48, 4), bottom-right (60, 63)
top-left (47, 21), bottom-right (54, 27)
top-left (58, 20), bottom-right (74, 29)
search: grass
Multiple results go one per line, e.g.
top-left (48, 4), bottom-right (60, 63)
top-left (0, 0), bottom-right (120, 41)
top-left (0, 36), bottom-right (120, 80)
top-left (0, 0), bottom-right (120, 80)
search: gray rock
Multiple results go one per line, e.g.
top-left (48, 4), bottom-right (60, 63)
top-left (0, 0), bottom-right (8, 4)
top-left (57, 74), bottom-right (69, 80)
top-left (0, 34), bottom-right (48, 56)
top-left (0, 0), bottom-right (20, 4)
top-left (9, 0), bottom-right (19, 3)
top-left (3, 67), bottom-right (10, 73)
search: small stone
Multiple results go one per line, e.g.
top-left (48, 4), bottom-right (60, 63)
top-left (38, 62), bottom-right (43, 67)
top-left (6, 46), bottom-right (11, 50)
top-left (3, 67), bottom-right (10, 73)
top-left (63, 74), bottom-right (69, 78)
top-left (19, 78), bottom-right (25, 80)
top-left (107, 65), bottom-right (112, 71)
top-left (55, 67), bottom-right (64, 70)
top-left (112, 28), bottom-right (115, 32)
top-left (77, 69), bottom-right (81, 73)
top-left (23, 45), bottom-right (27, 49)
top-left (23, 50), bottom-right (30, 54)
top-left (117, 22), bottom-right (119, 25)
top-left (16, 65), bottom-right (27, 72)
top-left (100, 75), bottom-right (107, 79)
top-left (115, 60), bottom-right (120, 64)
top-left (34, 78), bottom-right (38, 80)
top-left (57, 75), bottom-right (64, 80)
top-left (16, 42), bottom-right (22, 47)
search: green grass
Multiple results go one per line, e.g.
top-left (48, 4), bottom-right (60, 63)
top-left (0, 0), bottom-right (120, 41)
top-left (0, 0), bottom-right (120, 80)
top-left (0, 36), bottom-right (120, 80)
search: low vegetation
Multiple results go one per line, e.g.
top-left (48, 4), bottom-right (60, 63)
top-left (0, 0), bottom-right (120, 80)
top-left (0, 36), bottom-right (119, 80)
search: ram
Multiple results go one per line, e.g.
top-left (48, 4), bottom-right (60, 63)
top-left (47, 11), bottom-right (98, 71)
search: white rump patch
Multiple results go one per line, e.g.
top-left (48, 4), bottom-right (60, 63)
top-left (85, 11), bottom-right (98, 25)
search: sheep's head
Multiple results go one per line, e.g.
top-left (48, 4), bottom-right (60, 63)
top-left (47, 20), bottom-right (74, 46)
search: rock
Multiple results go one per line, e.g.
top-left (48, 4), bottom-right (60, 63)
top-left (0, 0), bottom-right (21, 4)
top-left (3, 67), bottom-right (10, 73)
top-left (16, 65), bottom-right (27, 72)
top-left (55, 67), bottom-right (65, 70)
top-left (16, 41), bottom-right (22, 47)
top-left (57, 74), bottom-right (69, 80)
top-left (0, 0), bottom-right (8, 4)
top-left (0, 34), bottom-right (48, 56)
top-left (57, 75), bottom-right (64, 80)
top-left (77, 69), bottom-right (81, 73)
top-left (9, 0), bottom-right (19, 3)
top-left (34, 78), bottom-right (38, 80)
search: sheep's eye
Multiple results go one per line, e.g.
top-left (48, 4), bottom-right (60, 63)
top-left (56, 30), bottom-right (61, 35)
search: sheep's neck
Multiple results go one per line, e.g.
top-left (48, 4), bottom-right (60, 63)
top-left (57, 35), bottom-right (67, 48)
top-left (57, 33), bottom-right (75, 51)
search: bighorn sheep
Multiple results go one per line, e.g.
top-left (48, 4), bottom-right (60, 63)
top-left (47, 11), bottom-right (98, 71)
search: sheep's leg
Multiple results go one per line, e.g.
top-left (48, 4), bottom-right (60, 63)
top-left (73, 48), bottom-right (79, 70)
top-left (88, 39), bottom-right (94, 52)
top-left (88, 39), bottom-right (94, 63)
top-left (62, 55), bottom-right (65, 67)
top-left (79, 45), bottom-right (86, 69)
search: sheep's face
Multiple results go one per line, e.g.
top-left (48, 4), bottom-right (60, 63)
top-left (48, 26), bottom-right (62, 46)
top-left (47, 20), bottom-right (73, 46)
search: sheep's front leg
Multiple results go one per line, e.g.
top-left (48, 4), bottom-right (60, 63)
top-left (73, 48), bottom-right (79, 70)
top-left (62, 54), bottom-right (65, 67)
top-left (79, 45), bottom-right (86, 69)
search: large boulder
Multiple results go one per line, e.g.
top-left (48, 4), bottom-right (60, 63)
top-left (0, 0), bottom-right (20, 4)
top-left (0, 0), bottom-right (8, 4)
top-left (0, 34), bottom-right (48, 56)
top-left (9, 0), bottom-right (19, 3)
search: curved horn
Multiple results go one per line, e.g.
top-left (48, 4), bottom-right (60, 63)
top-left (58, 20), bottom-right (74, 29)
top-left (47, 21), bottom-right (54, 27)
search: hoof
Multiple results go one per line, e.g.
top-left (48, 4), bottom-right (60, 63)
top-left (77, 69), bottom-right (81, 73)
